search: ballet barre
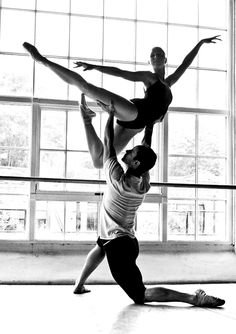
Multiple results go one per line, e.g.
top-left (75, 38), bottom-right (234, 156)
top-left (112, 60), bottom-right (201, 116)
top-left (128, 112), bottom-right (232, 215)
top-left (0, 175), bottom-right (235, 190)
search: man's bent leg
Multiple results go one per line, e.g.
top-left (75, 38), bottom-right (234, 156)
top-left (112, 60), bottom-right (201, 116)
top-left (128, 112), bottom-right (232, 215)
top-left (104, 237), bottom-right (146, 304)
top-left (74, 243), bottom-right (105, 294)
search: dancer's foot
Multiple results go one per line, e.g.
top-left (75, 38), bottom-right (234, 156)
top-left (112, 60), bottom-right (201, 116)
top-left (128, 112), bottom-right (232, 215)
top-left (23, 42), bottom-right (46, 63)
top-left (194, 289), bottom-right (225, 308)
top-left (73, 284), bottom-right (91, 294)
top-left (80, 93), bottom-right (96, 125)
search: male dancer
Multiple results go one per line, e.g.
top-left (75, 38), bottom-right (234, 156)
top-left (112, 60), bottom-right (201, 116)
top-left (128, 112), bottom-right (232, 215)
top-left (74, 94), bottom-right (225, 307)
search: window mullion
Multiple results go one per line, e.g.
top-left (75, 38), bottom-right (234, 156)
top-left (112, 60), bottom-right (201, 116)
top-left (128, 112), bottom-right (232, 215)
top-left (162, 113), bottom-right (169, 242)
top-left (195, 114), bottom-right (199, 241)
top-left (29, 102), bottom-right (41, 241)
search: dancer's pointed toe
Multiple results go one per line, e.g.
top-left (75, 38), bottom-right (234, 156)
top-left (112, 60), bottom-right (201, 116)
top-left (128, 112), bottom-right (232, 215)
top-left (23, 42), bottom-right (45, 63)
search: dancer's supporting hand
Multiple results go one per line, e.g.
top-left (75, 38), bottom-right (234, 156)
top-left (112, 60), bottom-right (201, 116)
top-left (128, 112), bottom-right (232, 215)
top-left (74, 61), bottom-right (95, 71)
top-left (96, 100), bottom-right (115, 117)
top-left (80, 93), bottom-right (96, 124)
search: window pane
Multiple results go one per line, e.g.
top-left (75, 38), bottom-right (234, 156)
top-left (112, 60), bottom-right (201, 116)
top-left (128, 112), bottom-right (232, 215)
top-left (198, 188), bottom-right (226, 200)
top-left (104, 20), bottom-right (135, 62)
top-left (137, 0), bottom-right (167, 22)
top-left (198, 70), bottom-right (227, 110)
top-left (104, 0), bottom-right (135, 19)
top-left (168, 200), bottom-right (195, 241)
top-left (170, 68), bottom-right (197, 108)
top-left (35, 201), bottom-right (98, 240)
top-left (0, 148), bottom-right (29, 171)
top-left (168, 26), bottom-right (198, 66)
top-left (70, 17), bottom-right (103, 59)
top-left (71, 0), bottom-right (103, 15)
top-left (198, 158), bottom-right (226, 184)
top-left (168, 187), bottom-right (195, 199)
top-left (36, 13), bottom-right (69, 56)
top-left (168, 0), bottom-right (198, 25)
top-left (40, 110), bottom-right (66, 149)
top-left (67, 152), bottom-right (99, 180)
top-left (197, 200), bottom-right (226, 241)
top-left (37, 0), bottom-right (69, 12)
top-left (35, 201), bottom-right (65, 240)
top-left (199, 0), bottom-right (227, 29)
top-left (2, 0), bottom-right (35, 9)
top-left (198, 115), bottom-right (227, 156)
top-left (0, 9), bottom-right (35, 53)
top-left (102, 63), bottom-right (135, 99)
top-left (65, 202), bottom-right (98, 235)
top-left (169, 157), bottom-right (196, 183)
top-left (0, 105), bottom-right (30, 176)
top-left (199, 29), bottom-right (227, 70)
top-left (0, 208), bottom-right (26, 233)
top-left (34, 58), bottom-right (68, 99)
top-left (136, 22), bottom-right (167, 62)
top-left (40, 151), bottom-right (65, 178)
top-left (169, 113), bottom-right (195, 155)
top-left (0, 195), bottom-right (29, 239)
top-left (0, 55), bottom-right (33, 97)
top-left (136, 203), bottom-right (160, 241)
top-left (65, 202), bottom-right (77, 233)
top-left (67, 111), bottom-right (100, 151)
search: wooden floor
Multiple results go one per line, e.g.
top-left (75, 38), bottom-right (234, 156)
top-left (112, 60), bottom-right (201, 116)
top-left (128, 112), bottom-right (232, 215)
top-left (0, 284), bottom-right (235, 334)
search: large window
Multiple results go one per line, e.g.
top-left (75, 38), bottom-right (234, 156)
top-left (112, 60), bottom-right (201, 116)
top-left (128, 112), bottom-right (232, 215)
top-left (0, 0), bottom-right (233, 245)
top-left (168, 113), bottom-right (228, 241)
top-left (0, 104), bottom-right (31, 238)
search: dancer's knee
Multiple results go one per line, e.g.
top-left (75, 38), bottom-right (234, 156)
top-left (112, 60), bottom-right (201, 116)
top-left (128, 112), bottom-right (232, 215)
top-left (82, 82), bottom-right (96, 96)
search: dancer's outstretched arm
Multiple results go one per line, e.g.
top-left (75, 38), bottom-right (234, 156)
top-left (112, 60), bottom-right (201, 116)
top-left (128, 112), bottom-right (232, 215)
top-left (166, 35), bottom-right (221, 87)
top-left (103, 101), bottom-right (116, 164)
top-left (74, 61), bottom-right (151, 84)
top-left (80, 94), bottom-right (104, 169)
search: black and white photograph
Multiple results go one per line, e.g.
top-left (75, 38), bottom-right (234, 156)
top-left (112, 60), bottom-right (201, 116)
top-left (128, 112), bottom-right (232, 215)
top-left (0, 0), bottom-right (235, 333)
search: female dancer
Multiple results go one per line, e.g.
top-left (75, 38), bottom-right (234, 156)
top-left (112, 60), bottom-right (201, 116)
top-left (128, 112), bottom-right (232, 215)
top-left (23, 35), bottom-right (220, 168)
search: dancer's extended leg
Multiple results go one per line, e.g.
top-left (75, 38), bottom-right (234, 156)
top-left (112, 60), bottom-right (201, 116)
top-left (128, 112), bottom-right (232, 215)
top-left (144, 287), bottom-right (225, 307)
top-left (23, 42), bottom-right (138, 122)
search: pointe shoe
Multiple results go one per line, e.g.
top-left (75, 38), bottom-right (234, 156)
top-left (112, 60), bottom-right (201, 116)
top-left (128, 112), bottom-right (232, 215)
top-left (23, 42), bottom-right (45, 63)
top-left (80, 93), bottom-right (96, 124)
top-left (195, 289), bottom-right (225, 308)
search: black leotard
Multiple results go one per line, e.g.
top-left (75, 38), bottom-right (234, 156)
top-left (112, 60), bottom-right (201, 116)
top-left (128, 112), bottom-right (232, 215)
top-left (117, 79), bottom-right (173, 129)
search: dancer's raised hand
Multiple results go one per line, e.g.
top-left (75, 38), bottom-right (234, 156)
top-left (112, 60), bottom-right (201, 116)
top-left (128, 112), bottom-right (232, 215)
top-left (200, 35), bottom-right (221, 44)
top-left (74, 61), bottom-right (95, 71)
top-left (96, 100), bottom-right (115, 116)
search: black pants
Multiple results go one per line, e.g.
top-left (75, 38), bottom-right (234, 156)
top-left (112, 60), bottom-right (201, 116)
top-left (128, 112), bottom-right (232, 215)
top-left (97, 236), bottom-right (146, 304)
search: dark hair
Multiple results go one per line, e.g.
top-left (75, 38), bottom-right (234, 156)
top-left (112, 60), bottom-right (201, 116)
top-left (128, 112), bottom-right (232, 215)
top-left (134, 145), bottom-right (157, 174)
